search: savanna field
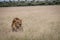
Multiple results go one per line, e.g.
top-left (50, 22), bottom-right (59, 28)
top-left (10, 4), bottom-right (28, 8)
top-left (0, 5), bottom-right (60, 40)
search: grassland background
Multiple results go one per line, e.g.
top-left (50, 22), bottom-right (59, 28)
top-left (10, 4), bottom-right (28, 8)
top-left (0, 5), bottom-right (60, 40)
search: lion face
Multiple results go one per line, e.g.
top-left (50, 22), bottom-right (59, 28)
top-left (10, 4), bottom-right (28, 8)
top-left (11, 18), bottom-right (23, 32)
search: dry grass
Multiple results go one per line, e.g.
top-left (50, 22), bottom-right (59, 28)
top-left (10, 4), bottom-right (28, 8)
top-left (0, 5), bottom-right (60, 40)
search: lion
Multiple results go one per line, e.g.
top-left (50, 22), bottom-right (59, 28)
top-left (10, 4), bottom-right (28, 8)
top-left (11, 18), bottom-right (23, 32)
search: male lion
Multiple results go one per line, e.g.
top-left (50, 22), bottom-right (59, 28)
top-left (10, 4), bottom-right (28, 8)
top-left (11, 18), bottom-right (23, 32)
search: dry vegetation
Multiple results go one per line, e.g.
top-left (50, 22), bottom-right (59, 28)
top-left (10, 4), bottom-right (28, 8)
top-left (0, 5), bottom-right (60, 40)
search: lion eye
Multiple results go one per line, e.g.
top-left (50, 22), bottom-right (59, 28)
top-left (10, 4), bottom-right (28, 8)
top-left (19, 24), bottom-right (21, 25)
